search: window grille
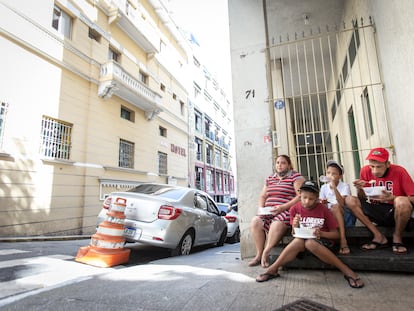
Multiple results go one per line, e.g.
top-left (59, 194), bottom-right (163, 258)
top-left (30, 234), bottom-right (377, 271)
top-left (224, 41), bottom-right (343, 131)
top-left (40, 116), bottom-right (72, 159)
top-left (119, 139), bottom-right (134, 168)
top-left (158, 151), bottom-right (167, 174)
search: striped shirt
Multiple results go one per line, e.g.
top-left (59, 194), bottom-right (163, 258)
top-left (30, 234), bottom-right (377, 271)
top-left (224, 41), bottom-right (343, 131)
top-left (264, 171), bottom-right (302, 207)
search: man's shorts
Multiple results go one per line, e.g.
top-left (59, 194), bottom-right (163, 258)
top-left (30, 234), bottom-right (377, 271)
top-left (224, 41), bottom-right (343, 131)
top-left (359, 199), bottom-right (394, 226)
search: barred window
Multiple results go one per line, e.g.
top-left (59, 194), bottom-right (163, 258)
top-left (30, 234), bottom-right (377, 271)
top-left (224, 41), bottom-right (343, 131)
top-left (0, 101), bottom-right (8, 148)
top-left (119, 139), bottom-right (134, 168)
top-left (40, 116), bottom-right (72, 159)
top-left (158, 151), bottom-right (167, 175)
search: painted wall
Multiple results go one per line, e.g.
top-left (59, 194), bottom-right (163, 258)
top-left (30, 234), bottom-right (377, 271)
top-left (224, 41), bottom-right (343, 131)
top-left (366, 0), bottom-right (414, 173)
top-left (228, 0), bottom-right (273, 258)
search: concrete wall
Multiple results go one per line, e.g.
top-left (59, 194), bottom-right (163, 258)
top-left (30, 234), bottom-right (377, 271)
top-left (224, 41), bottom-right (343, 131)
top-left (228, 0), bottom-right (273, 258)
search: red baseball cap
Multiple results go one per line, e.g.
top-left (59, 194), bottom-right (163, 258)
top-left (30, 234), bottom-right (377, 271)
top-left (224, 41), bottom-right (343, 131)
top-left (366, 147), bottom-right (389, 162)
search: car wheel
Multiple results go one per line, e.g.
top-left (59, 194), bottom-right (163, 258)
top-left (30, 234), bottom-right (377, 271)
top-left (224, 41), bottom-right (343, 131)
top-left (227, 227), bottom-right (240, 244)
top-left (171, 231), bottom-right (194, 256)
top-left (217, 227), bottom-right (227, 247)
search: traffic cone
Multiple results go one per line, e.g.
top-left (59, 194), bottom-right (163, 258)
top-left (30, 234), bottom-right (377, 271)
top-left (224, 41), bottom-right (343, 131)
top-left (75, 197), bottom-right (131, 267)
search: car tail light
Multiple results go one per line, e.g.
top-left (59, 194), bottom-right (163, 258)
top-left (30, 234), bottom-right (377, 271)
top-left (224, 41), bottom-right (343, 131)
top-left (103, 196), bottom-right (112, 209)
top-left (225, 215), bottom-right (237, 223)
top-left (158, 205), bottom-right (182, 220)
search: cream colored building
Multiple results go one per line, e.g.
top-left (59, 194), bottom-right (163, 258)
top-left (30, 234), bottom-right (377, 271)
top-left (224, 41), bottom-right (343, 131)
top-left (0, 0), bottom-right (188, 237)
top-left (0, 0), bottom-right (235, 237)
top-left (228, 0), bottom-right (414, 258)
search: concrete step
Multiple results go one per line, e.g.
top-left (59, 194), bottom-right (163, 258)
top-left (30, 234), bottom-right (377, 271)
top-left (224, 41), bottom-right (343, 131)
top-left (270, 226), bottom-right (414, 273)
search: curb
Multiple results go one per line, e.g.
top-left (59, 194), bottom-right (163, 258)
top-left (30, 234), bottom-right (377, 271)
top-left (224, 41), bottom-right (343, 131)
top-left (0, 235), bottom-right (92, 242)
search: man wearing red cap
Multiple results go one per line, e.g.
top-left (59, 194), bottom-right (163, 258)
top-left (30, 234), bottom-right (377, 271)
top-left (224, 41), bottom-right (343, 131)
top-left (346, 147), bottom-right (414, 254)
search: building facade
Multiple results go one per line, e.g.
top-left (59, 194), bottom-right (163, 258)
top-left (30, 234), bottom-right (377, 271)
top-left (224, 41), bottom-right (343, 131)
top-left (187, 56), bottom-right (235, 204)
top-left (0, 0), bottom-right (235, 237)
top-left (228, 0), bottom-right (414, 258)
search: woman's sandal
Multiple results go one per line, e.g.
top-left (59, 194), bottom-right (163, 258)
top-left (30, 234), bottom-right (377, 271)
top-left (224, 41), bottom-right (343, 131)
top-left (247, 259), bottom-right (261, 267)
top-left (344, 275), bottom-right (364, 288)
top-left (256, 272), bottom-right (280, 282)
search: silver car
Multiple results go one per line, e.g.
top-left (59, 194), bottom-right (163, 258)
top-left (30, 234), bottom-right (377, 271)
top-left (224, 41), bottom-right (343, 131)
top-left (97, 183), bottom-right (228, 256)
top-left (216, 203), bottom-right (240, 244)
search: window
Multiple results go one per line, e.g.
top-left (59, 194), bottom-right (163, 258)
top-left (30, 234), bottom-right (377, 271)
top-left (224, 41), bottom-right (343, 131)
top-left (121, 106), bottom-right (134, 122)
top-left (108, 47), bottom-right (120, 62)
top-left (0, 101), bottom-right (8, 148)
top-left (158, 152), bottom-right (167, 175)
top-left (88, 27), bottom-right (101, 42)
top-left (172, 93), bottom-right (177, 100)
top-left (180, 101), bottom-right (185, 116)
top-left (215, 171), bottom-right (223, 191)
top-left (159, 126), bottom-right (167, 137)
top-left (215, 150), bottom-right (221, 167)
top-left (52, 5), bottom-right (72, 39)
top-left (119, 139), bottom-right (134, 168)
top-left (362, 88), bottom-right (374, 137)
top-left (195, 138), bottom-right (203, 161)
top-left (206, 143), bottom-right (213, 164)
top-left (194, 84), bottom-right (201, 98)
top-left (160, 83), bottom-right (165, 92)
top-left (139, 71), bottom-right (148, 84)
top-left (206, 168), bottom-right (214, 191)
top-left (40, 116), bottom-right (72, 159)
top-left (195, 110), bottom-right (202, 133)
top-left (195, 166), bottom-right (204, 190)
top-left (224, 174), bottom-right (229, 192)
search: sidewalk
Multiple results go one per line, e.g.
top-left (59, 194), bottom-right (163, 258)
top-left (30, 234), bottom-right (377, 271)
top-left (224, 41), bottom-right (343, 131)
top-left (1, 242), bottom-right (414, 310)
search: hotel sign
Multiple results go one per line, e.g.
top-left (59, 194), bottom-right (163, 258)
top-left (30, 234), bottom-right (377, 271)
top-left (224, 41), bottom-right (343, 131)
top-left (171, 144), bottom-right (186, 157)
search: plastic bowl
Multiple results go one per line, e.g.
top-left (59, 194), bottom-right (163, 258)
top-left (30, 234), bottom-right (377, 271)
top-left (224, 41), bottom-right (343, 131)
top-left (363, 186), bottom-right (386, 196)
top-left (294, 227), bottom-right (315, 237)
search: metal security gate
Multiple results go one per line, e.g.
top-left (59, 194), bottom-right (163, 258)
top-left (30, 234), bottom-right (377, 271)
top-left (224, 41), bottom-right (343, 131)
top-left (267, 18), bottom-right (389, 181)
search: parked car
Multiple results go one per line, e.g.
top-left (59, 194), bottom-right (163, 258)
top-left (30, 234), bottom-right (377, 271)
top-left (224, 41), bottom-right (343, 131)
top-left (97, 183), bottom-right (228, 256)
top-left (216, 203), bottom-right (240, 244)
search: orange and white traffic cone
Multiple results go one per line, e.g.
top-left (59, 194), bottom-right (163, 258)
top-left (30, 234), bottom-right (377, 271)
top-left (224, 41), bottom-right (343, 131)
top-left (75, 197), bottom-right (131, 267)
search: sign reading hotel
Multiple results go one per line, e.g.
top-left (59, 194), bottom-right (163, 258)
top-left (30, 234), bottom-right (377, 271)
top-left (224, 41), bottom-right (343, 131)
top-left (171, 144), bottom-right (186, 157)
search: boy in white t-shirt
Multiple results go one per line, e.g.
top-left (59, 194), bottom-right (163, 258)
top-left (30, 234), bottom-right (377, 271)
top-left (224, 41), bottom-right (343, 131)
top-left (320, 160), bottom-right (355, 255)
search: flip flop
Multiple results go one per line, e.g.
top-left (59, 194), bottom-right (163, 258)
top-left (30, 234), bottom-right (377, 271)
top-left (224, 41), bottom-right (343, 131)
top-left (339, 246), bottom-right (350, 255)
top-left (360, 241), bottom-right (388, 251)
top-left (392, 242), bottom-right (408, 255)
top-left (344, 275), bottom-right (364, 288)
top-left (256, 272), bottom-right (280, 282)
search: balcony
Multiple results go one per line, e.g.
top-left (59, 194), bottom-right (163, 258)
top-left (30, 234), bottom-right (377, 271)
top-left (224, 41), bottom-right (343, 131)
top-left (104, 0), bottom-right (160, 53)
top-left (98, 61), bottom-right (162, 119)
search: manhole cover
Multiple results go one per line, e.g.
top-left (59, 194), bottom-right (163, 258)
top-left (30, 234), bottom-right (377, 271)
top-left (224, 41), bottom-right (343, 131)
top-left (274, 299), bottom-right (338, 311)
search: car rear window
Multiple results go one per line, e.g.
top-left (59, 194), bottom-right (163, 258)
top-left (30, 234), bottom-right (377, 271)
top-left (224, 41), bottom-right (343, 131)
top-left (217, 204), bottom-right (228, 213)
top-left (127, 184), bottom-right (187, 200)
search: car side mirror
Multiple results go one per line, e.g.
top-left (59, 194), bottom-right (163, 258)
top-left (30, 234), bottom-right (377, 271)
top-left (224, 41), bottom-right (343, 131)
top-left (220, 211), bottom-right (226, 216)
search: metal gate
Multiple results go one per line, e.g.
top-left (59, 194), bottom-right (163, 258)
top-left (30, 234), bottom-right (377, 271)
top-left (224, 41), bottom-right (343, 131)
top-left (267, 18), bottom-right (389, 181)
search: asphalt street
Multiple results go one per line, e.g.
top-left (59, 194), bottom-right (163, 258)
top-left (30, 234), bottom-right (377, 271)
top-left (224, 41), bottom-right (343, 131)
top-left (1, 239), bottom-right (414, 310)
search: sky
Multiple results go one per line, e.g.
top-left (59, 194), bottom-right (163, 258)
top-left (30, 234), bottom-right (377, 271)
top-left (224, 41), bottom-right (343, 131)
top-left (165, 0), bottom-right (233, 98)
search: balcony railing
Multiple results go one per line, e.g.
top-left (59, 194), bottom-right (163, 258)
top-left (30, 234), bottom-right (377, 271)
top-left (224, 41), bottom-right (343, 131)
top-left (105, 0), bottom-right (160, 53)
top-left (98, 61), bottom-right (162, 119)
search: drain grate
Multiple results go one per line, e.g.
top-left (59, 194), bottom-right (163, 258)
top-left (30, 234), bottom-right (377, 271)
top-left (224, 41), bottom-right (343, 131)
top-left (274, 299), bottom-right (337, 311)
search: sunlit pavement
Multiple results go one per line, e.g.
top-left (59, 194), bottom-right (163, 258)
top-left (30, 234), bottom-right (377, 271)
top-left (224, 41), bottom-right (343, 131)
top-left (1, 242), bottom-right (414, 310)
